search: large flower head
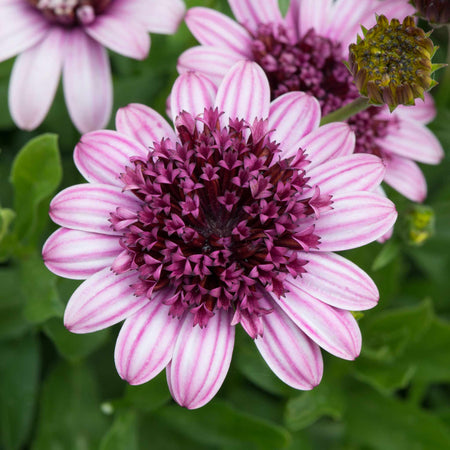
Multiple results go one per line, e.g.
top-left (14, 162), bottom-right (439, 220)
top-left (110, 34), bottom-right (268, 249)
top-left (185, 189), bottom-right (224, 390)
top-left (0, 0), bottom-right (185, 132)
top-left (43, 62), bottom-right (397, 409)
top-left (179, 0), bottom-right (444, 204)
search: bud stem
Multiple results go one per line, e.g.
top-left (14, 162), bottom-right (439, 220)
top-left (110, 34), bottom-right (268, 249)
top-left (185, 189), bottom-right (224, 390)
top-left (437, 24), bottom-right (450, 107)
top-left (320, 97), bottom-right (370, 125)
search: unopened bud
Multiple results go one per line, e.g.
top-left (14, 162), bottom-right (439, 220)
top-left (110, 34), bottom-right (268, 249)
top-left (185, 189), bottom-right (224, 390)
top-left (405, 204), bottom-right (435, 246)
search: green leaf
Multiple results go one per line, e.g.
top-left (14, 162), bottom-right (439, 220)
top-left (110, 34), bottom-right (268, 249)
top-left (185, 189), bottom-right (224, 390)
top-left (32, 362), bottom-right (108, 450)
top-left (343, 382), bottom-right (450, 450)
top-left (0, 207), bottom-right (15, 242)
top-left (0, 333), bottom-right (40, 450)
top-left (99, 411), bottom-right (138, 450)
top-left (157, 400), bottom-right (291, 450)
top-left (43, 318), bottom-right (110, 362)
top-left (10, 134), bottom-right (62, 243)
top-left (372, 239), bottom-right (400, 271)
top-left (21, 253), bottom-right (64, 323)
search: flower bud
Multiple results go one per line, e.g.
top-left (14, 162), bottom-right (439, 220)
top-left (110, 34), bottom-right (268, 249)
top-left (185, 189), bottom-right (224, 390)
top-left (405, 204), bottom-right (435, 246)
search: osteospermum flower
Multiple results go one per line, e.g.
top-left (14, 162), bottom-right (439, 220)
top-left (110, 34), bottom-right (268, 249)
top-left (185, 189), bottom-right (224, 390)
top-left (178, 0), bottom-right (444, 203)
top-left (43, 62), bottom-right (397, 409)
top-left (0, 0), bottom-right (185, 132)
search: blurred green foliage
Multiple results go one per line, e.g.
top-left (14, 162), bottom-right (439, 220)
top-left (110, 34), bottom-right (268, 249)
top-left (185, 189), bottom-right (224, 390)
top-left (0, 1), bottom-right (449, 449)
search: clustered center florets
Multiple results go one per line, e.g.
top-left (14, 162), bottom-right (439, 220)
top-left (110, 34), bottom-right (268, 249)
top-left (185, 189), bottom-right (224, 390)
top-left (29, 0), bottom-right (110, 25)
top-left (110, 108), bottom-right (332, 333)
top-left (251, 24), bottom-right (392, 155)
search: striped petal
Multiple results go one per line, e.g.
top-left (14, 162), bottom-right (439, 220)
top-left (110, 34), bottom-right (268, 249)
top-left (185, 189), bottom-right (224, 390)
top-left (275, 286), bottom-right (362, 360)
top-left (64, 268), bottom-right (146, 333)
top-left (43, 228), bottom-right (122, 280)
top-left (215, 61), bottom-right (270, 124)
top-left (185, 7), bottom-right (253, 57)
top-left (314, 192), bottom-right (397, 251)
top-left (49, 184), bottom-right (141, 235)
top-left (170, 71), bottom-right (217, 119)
top-left (292, 252), bottom-right (379, 311)
top-left (115, 294), bottom-right (182, 385)
top-left (384, 154), bottom-right (427, 202)
top-left (167, 309), bottom-right (234, 409)
top-left (298, 0), bottom-right (333, 38)
top-left (391, 92), bottom-right (436, 124)
top-left (177, 46), bottom-right (240, 86)
top-left (255, 294), bottom-right (323, 390)
top-left (228, 0), bottom-right (283, 33)
top-left (307, 154), bottom-right (385, 195)
top-left (379, 120), bottom-right (444, 165)
top-left (74, 130), bottom-right (148, 186)
top-left (269, 92), bottom-right (321, 159)
top-left (299, 123), bottom-right (355, 170)
top-left (115, 103), bottom-right (177, 148)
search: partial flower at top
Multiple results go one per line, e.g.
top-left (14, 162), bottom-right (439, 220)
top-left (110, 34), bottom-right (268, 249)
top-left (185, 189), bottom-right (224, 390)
top-left (43, 61), bottom-right (396, 409)
top-left (179, 0), bottom-right (444, 204)
top-left (0, 0), bottom-right (185, 133)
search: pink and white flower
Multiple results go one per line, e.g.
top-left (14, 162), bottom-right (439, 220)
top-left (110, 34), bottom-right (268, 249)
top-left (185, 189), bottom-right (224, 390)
top-left (0, 0), bottom-right (185, 132)
top-left (43, 62), bottom-right (396, 409)
top-left (178, 0), bottom-right (444, 203)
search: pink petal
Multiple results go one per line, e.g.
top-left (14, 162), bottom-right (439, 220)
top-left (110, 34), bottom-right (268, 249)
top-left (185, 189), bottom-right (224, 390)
top-left (63, 29), bottom-right (112, 133)
top-left (8, 27), bottom-right (65, 130)
top-left (284, 0), bottom-right (300, 42)
top-left (254, 294), bottom-right (323, 390)
top-left (379, 120), bottom-right (444, 165)
top-left (297, 0), bottom-right (333, 38)
top-left (186, 7), bottom-right (253, 57)
top-left (177, 46), bottom-right (240, 86)
top-left (115, 103), bottom-right (177, 148)
top-left (391, 92), bottom-right (436, 124)
top-left (84, 14), bottom-right (150, 60)
top-left (298, 123), bottom-right (355, 170)
top-left (43, 228), bottom-right (122, 280)
top-left (228, 0), bottom-right (283, 33)
top-left (307, 154), bottom-right (385, 195)
top-left (269, 92), bottom-right (321, 159)
top-left (275, 287), bottom-right (362, 360)
top-left (384, 154), bottom-right (427, 202)
top-left (167, 309), bottom-right (234, 409)
top-left (292, 252), bottom-right (379, 311)
top-left (115, 293), bottom-right (182, 385)
top-left (215, 61), bottom-right (270, 124)
top-left (170, 71), bottom-right (217, 119)
top-left (49, 184), bottom-right (141, 235)
top-left (74, 130), bottom-right (148, 186)
top-left (314, 192), bottom-right (398, 251)
top-left (64, 267), bottom-right (146, 333)
top-left (0, 3), bottom-right (49, 61)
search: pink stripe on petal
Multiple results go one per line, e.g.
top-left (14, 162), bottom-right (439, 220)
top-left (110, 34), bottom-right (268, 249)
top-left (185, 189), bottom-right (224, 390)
top-left (292, 252), bottom-right (379, 311)
top-left (298, 0), bottom-right (333, 38)
top-left (43, 228), bottom-right (122, 280)
top-left (228, 0), bottom-right (283, 33)
top-left (84, 15), bottom-right (150, 60)
top-left (391, 92), bottom-right (436, 125)
top-left (167, 309), bottom-right (234, 409)
top-left (314, 192), bottom-right (397, 251)
top-left (379, 120), bottom-right (444, 164)
top-left (115, 292), bottom-right (182, 385)
top-left (299, 123), bottom-right (355, 169)
top-left (49, 184), bottom-right (141, 235)
top-left (384, 154), bottom-right (427, 202)
top-left (63, 30), bottom-right (112, 133)
top-left (177, 46), bottom-right (240, 86)
top-left (74, 130), bottom-right (148, 186)
top-left (64, 267), bottom-right (146, 333)
top-left (269, 92), bottom-right (321, 159)
top-left (255, 294), bottom-right (323, 389)
top-left (170, 71), bottom-right (217, 120)
top-left (8, 27), bottom-right (64, 130)
top-left (215, 61), bottom-right (270, 124)
top-left (115, 103), bottom-right (176, 148)
top-left (307, 154), bottom-right (385, 195)
top-left (275, 287), bottom-right (362, 360)
top-left (186, 8), bottom-right (253, 57)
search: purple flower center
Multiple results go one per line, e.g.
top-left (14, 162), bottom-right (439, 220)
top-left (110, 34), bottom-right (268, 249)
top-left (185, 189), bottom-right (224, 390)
top-left (251, 24), bottom-right (392, 156)
top-left (28, 0), bottom-right (111, 26)
top-left (110, 108), bottom-right (332, 332)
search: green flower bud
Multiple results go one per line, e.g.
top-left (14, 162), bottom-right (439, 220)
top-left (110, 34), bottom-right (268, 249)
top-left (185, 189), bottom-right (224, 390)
top-left (405, 204), bottom-right (435, 246)
top-left (349, 15), bottom-right (442, 112)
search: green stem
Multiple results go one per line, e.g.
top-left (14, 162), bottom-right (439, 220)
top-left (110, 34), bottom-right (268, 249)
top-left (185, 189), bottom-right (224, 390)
top-left (319, 97), bottom-right (370, 125)
top-left (436, 24), bottom-right (450, 107)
